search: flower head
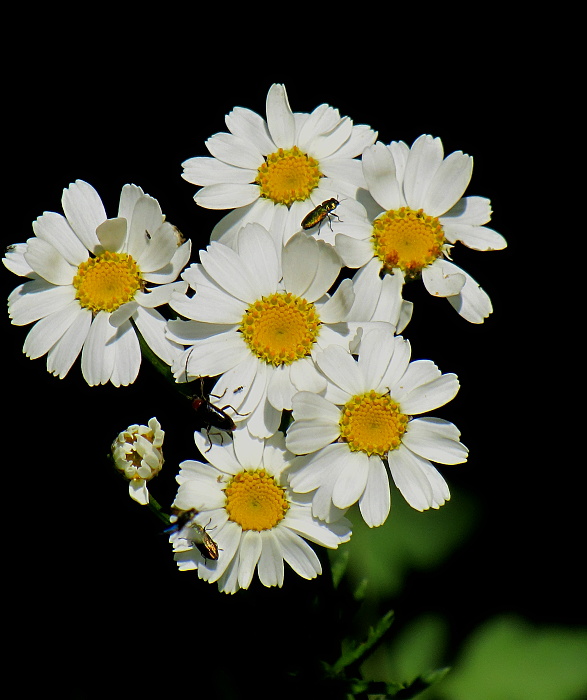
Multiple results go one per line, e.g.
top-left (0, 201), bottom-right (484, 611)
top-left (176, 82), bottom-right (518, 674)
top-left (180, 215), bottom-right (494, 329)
top-left (167, 223), bottom-right (356, 439)
top-left (181, 83), bottom-right (377, 247)
top-left (334, 135), bottom-right (507, 323)
top-left (170, 430), bottom-right (351, 594)
top-left (112, 417), bottom-right (165, 505)
top-left (285, 328), bottom-right (468, 527)
top-left (3, 180), bottom-right (191, 385)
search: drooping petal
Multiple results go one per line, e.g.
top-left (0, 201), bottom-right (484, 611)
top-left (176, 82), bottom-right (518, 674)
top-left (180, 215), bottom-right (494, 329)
top-left (358, 456), bottom-right (391, 527)
top-left (332, 450), bottom-right (369, 510)
top-left (388, 445), bottom-right (449, 511)
top-left (80, 310), bottom-right (117, 386)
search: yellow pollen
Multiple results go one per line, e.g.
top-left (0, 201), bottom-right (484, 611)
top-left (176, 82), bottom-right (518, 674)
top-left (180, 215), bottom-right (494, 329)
top-left (224, 470), bottom-right (289, 531)
top-left (339, 390), bottom-right (408, 457)
top-left (255, 146), bottom-right (322, 207)
top-left (240, 292), bottom-right (321, 366)
top-left (372, 207), bottom-right (445, 278)
top-left (73, 251), bottom-right (142, 313)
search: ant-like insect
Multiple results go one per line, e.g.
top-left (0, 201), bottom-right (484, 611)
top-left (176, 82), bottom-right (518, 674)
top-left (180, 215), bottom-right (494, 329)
top-left (164, 508), bottom-right (219, 560)
top-left (182, 350), bottom-right (248, 450)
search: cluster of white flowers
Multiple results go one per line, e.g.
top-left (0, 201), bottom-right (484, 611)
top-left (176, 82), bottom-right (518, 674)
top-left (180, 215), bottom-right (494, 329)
top-left (3, 84), bottom-right (506, 594)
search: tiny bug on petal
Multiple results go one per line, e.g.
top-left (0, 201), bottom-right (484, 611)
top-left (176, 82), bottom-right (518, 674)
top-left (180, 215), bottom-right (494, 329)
top-left (165, 508), bottom-right (220, 561)
top-left (182, 350), bottom-right (248, 451)
top-left (301, 198), bottom-right (342, 232)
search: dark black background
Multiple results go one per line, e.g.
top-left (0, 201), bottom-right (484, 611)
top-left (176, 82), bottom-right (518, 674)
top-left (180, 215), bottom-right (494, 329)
top-left (3, 24), bottom-right (580, 700)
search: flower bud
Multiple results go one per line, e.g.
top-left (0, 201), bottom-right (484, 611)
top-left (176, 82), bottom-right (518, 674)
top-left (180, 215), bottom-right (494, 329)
top-left (111, 417), bottom-right (164, 505)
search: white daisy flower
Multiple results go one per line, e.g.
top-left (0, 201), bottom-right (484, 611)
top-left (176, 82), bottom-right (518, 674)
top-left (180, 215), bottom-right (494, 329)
top-left (170, 430), bottom-right (352, 594)
top-left (3, 180), bottom-right (191, 385)
top-left (111, 417), bottom-right (165, 505)
top-left (285, 327), bottom-right (468, 527)
top-left (181, 83), bottom-right (377, 247)
top-left (334, 134), bottom-right (507, 323)
top-left (166, 222), bottom-right (355, 439)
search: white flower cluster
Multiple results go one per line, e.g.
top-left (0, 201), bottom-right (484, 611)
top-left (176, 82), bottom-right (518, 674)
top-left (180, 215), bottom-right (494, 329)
top-left (3, 84), bottom-right (506, 593)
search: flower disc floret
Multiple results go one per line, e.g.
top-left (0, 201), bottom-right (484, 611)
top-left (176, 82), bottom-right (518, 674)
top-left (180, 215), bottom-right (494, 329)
top-left (73, 251), bottom-right (142, 313)
top-left (340, 390), bottom-right (408, 456)
top-left (255, 146), bottom-right (322, 207)
top-left (224, 469), bottom-right (289, 531)
top-left (240, 292), bottom-right (321, 366)
top-left (372, 207), bottom-right (445, 277)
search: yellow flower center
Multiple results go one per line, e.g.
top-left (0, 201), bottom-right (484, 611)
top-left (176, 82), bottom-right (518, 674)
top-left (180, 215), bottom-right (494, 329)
top-left (339, 390), bottom-right (409, 457)
top-left (73, 251), bottom-right (142, 313)
top-left (372, 207), bottom-right (445, 278)
top-left (224, 470), bottom-right (289, 531)
top-left (240, 292), bottom-right (321, 366)
top-left (255, 146), bottom-right (322, 207)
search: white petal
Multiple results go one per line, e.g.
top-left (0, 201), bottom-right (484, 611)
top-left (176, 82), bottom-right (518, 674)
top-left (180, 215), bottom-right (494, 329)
top-left (380, 335), bottom-right (412, 391)
top-left (205, 132), bottom-right (264, 169)
top-left (234, 223), bottom-right (281, 296)
top-left (134, 281), bottom-right (187, 309)
top-left (403, 417), bottom-right (468, 465)
top-left (422, 260), bottom-right (466, 297)
top-left (225, 106), bottom-right (276, 156)
top-left (357, 327), bottom-right (395, 388)
top-left (80, 311), bottom-right (117, 386)
top-left (194, 183), bottom-right (260, 210)
top-left (257, 530), bottom-right (284, 588)
top-left (443, 223), bottom-right (507, 251)
top-left (266, 84), bottom-right (295, 148)
top-left (182, 155), bottom-right (255, 186)
top-left (315, 344), bottom-right (363, 395)
top-left (61, 180), bottom-right (104, 253)
top-left (335, 233), bottom-right (374, 269)
top-left (96, 217), bottom-right (127, 253)
top-left (199, 241), bottom-right (263, 303)
top-left (423, 150), bottom-right (473, 217)
top-left (275, 527), bottom-right (320, 580)
top-left (318, 278), bottom-right (354, 323)
top-left (403, 135), bottom-right (444, 210)
top-left (32, 211), bottom-right (89, 265)
top-left (267, 364), bottom-right (296, 412)
top-left (286, 417), bottom-right (340, 455)
top-left (332, 450), bottom-right (369, 509)
top-left (134, 306), bottom-right (184, 366)
top-left (388, 445), bottom-right (449, 511)
top-left (9, 280), bottom-right (75, 325)
top-left (362, 141), bottom-right (402, 210)
top-left (291, 391), bottom-right (341, 423)
top-left (24, 238), bottom-right (76, 285)
top-left (358, 456), bottom-right (391, 527)
top-left (238, 531), bottom-right (263, 590)
top-left (442, 260), bottom-right (493, 323)
top-left (45, 306), bottom-right (92, 378)
top-left (109, 320), bottom-right (141, 386)
top-left (23, 302), bottom-right (83, 359)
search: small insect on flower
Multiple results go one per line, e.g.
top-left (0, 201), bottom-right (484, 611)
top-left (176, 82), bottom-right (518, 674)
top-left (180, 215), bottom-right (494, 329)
top-left (183, 352), bottom-right (248, 451)
top-left (165, 508), bottom-right (219, 560)
top-left (301, 198), bottom-right (342, 232)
